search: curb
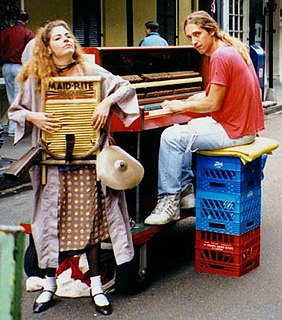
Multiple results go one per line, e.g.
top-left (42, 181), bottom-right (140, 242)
top-left (263, 103), bottom-right (282, 115)
top-left (0, 182), bottom-right (32, 198)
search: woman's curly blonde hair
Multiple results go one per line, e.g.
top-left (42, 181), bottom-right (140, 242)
top-left (184, 11), bottom-right (251, 65)
top-left (17, 20), bottom-right (86, 91)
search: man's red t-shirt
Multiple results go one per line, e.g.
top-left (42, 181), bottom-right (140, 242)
top-left (206, 44), bottom-right (264, 139)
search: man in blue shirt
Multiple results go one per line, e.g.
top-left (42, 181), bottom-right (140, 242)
top-left (138, 21), bottom-right (168, 46)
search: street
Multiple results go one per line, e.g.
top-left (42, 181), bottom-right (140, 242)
top-left (0, 112), bottom-right (282, 320)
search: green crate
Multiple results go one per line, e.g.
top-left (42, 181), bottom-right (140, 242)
top-left (0, 225), bottom-right (25, 320)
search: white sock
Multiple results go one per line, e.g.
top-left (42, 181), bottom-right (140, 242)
top-left (90, 275), bottom-right (109, 306)
top-left (36, 276), bottom-right (56, 304)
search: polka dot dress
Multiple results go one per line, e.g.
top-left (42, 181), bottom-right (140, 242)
top-left (58, 166), bottom-right (109, 252)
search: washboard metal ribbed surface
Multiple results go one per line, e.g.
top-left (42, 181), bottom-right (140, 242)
top-left (41, 76), bottom-right (101, 159)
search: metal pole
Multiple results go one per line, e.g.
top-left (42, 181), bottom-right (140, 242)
top-left (268, 0), bottom-right (273, 89)
top-left (135, 132), bottom-right (141, 224)
top-left (20, 0), bottom-right (25, 11)
top-left (126, 0), bottom-right (133, 46)
top-left (265, 0), bottom-right (277, 101)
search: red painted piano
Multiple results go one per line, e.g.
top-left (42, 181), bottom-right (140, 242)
top-left (83, 46), bottom-right (209, 132)
top-left (83, 46), bottom-right (209, 223)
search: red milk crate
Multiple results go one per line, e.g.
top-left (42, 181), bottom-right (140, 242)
top-left (195, 228), bottom-right (261, 277)
top-left (195, 254), bottom-right (260, 277)
top-left (195, 227), bottom-right (261, 254)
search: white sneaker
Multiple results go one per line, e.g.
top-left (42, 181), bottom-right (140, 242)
top-left (180, 184), bottom-right (195, 209)
top-left (144, 194), bottom-right (180, 225)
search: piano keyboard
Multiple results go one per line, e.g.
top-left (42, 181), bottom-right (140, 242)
top-left (140, 102), bottom-right (162, 111)
top-left (141, 101), bottom-right (182, 117)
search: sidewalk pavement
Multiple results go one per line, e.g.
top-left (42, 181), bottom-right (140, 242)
top-left (0, 133), bottom-right (32, 196)
top-left (1, 81), bottom-right (282, 196)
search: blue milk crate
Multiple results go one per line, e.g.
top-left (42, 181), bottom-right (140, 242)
top-left (196, 188), bottom-right (261, 235)
top-left (196, 155), bottom-right (261, 194)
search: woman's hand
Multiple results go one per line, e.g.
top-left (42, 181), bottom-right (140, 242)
top-left (92, 97), bottom-right (115, 130)
top-left (26, 112), bottom-right (61, 133)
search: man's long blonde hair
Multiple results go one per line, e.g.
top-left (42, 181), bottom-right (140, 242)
top-left (17, 20), bottom-right (86, 91)
top-left (184, 11), bottom-right (251, 64)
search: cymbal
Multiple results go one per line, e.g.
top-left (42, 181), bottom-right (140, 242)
top-left (97, 145), bottom-right (144, 190)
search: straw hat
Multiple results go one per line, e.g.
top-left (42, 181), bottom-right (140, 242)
top-left (97, 145), bottom-right (144, 190)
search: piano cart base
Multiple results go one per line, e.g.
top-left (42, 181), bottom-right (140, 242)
top-left (20, 211), bottom-right (195, 295)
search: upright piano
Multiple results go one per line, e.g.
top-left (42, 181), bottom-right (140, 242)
top-left (83, 46), bottom-right (209, 223)
top-left (84, 46), bottom-right (209, 132)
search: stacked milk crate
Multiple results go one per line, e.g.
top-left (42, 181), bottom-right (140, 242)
top-left (194, 154), bottom-right (262, 277)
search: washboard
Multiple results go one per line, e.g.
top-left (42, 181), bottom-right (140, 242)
top-left (41, 76), bottom-right (101, 161)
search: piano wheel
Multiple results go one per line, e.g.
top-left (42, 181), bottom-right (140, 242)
top-left (115, 244), bottom-right (150, 294)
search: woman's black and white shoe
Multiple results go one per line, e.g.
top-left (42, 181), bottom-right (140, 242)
top-left (91, 292), bottom-right (112, 316)
top-left (33, 289), bottom-right (55, 313)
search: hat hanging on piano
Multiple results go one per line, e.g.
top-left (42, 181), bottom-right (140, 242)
top-left (97, 145), bottom-right (144, 190)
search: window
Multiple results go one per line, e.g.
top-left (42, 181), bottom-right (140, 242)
top-left (73, 0), bottom-right (101, 47)
top-left (223, 0), bottom-right (249, 43)
top-left (0, 0), bottom-right (21, 30)
top-left (228, 0), bottom-right (244, 40)
top-left (157, 0), bottom-right (176, 45)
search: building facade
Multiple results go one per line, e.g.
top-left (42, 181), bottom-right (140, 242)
top-left (1, 0), bottom-right (281, 83)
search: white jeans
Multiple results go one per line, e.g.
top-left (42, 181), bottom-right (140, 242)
top-left (2, 63), bottom-right (22, 135)
top-left (158, 117), bottom-right (255, 196)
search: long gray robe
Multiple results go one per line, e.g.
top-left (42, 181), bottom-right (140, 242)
top-left (9, 62), bottom-right (140, 268)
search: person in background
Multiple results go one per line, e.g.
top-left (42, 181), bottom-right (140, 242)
top-left (8, 20), bottom-right (139, 315)
top-left (144, 10), bottom-right (264, 226)
top-left (0, 11), bottom-right (34, 136)
top-left (21, 20), bottom-right (49, 65)
top-left (138, 21), bottom-right (168, 46)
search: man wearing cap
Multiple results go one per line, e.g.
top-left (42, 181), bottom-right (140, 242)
top-left (138, 21), bottom-right (168, 47)
top-left (0, 11), bottom-right (34, 136)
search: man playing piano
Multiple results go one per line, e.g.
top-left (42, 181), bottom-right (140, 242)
top-left (144, 10), bottom-right (264, 225)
